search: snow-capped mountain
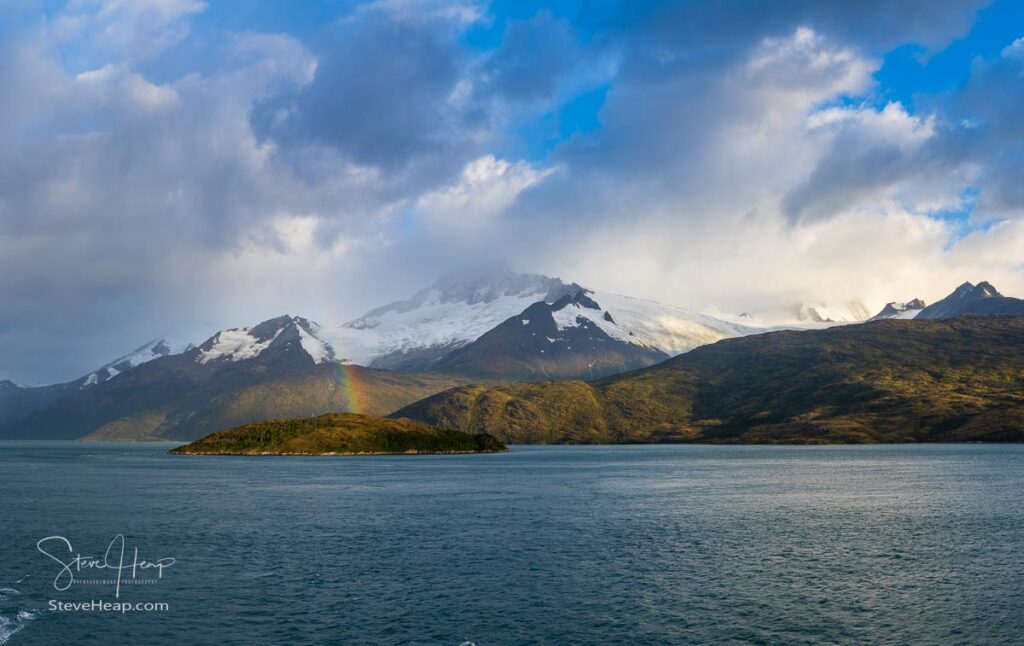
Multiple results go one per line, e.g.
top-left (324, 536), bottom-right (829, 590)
top-left (577, 290), bottom-right (758, 353)
top-left (1, 314), bottom-right (457, 441)
top-left (869, 299), bottom-right (926, 321)
top-left (197, 315), bottom-right (334, 366)
top-left (432, 288), bottom-right (765, 380)
top-left (10, 274), bottom-right (1021, 442)
top-left (324, 269), bottom-right (760, 372)
top-left (83, 336), bottom-right (193, 386)
top-left (324, 270), bottom-right (583, 371)
top-left (433, 290), bottom-right (673, 380)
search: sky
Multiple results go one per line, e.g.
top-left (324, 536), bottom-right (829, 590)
top-left (1, 0), bottom-right (1023, 384)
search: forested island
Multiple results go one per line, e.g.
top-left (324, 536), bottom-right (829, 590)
top-left (170, 412), bottom-right (507, 455)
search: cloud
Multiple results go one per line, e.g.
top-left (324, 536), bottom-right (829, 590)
top-left (746, 26), bottom-right (876, 98)
top-left (0, 0), bottom-right (1021, 383)
top-left (956, 36), bottom-right (1024, 220)
top-left (416, 155), bottom-right (556, 229)
top-left (482, 10), bottom-right (613, 105)
top-left (495, 20), bottom-right (1023, 317)
top-left (1002, 37), bottom-right (1024, 60)
top-left (0, 4), bottom-right (327, 380)
top-left (784, 102), bottom-right (948, 221)
top-left (251, 1), bottom-right (487, 171)
top-left (52, 0), bottom-right (207, 63)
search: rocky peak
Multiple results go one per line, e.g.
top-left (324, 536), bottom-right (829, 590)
top-left (973, 281), bottom-right (1002, 298)
top-left (552, 290), bottom-right (601, 312)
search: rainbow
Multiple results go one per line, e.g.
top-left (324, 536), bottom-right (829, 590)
top-left (334, 360), bottom-right (367, 415)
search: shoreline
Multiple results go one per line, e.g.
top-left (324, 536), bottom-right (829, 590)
top-left (169, 448), bottom-right (509, 456)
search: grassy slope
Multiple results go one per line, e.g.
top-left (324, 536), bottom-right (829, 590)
top-left (393, 317), bottom-right (1024, 444)
top-left (170, 412), bottom-right (507, 455)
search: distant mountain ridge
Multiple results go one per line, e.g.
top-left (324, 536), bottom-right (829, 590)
top-left (84, 336), bottom-right (193, 386)
top-left (4, 275), bottom-right (1023, 442)
top-left (916, 282), bottom-right (1024, 319)
top-left (0, 379), bottom-right (75, 425)
top-left (2, 270), bottom-right (760, 439)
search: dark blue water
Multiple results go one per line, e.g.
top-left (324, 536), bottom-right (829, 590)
top-left (2, 443), bottom-right (1024, 644)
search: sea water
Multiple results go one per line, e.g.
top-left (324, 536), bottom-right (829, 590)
top-left (2, 442), bottom-right (1023, 644)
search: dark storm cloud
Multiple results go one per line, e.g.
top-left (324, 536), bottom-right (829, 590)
top-left (958, 43), bottom-right (1024, 218)
top-left (251, 5), bottom-right (485, 170)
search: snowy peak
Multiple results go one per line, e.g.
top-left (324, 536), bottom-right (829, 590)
top-left (295, 321), bottom-right (334, 365)
top-left (429, 268), bottom-right (581, 306)
top-left (83, 336), bottom-right (192, 387)
top-left (869, 299), bottom-right (926, 321)
top-left (345, 269), bottom-right (578, 330)
top-left (431, 284), bottom-right (766, 380)
top-left (325, 271), bottom-right (767, 372)
top-left (197, 315), bottom-right (336, 366)
top-left (432, 290), bottom-right (671, 381)
top-left (325, 271), bottom-right (583, 371)
top-left (551, 291), bottom-right (632, 342)
top-left (197, 326), bottom-right (281, 365)
top-left (552, 290), bottom-right (602, 313)
top-left (547, 289), bottom-right (760, 354)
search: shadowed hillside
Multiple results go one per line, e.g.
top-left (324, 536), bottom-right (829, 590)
top-left (2, 358), bottom-right (465, 442)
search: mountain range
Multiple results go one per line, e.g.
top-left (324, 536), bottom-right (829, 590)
top-left (321, 269), bottom-right (759, 372)
top-left (0, 316), bottom-right (462, 441)
top-left (865, 281), bottom-right (1024, 322)
top-left (2, 273), bottom-right (1021, 442)
top-left (395, 316), bottom-right (1024, 444)
top-left (0, 271), bottom-right (759, 440)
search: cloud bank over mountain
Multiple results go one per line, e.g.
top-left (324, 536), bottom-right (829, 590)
top-left (1, 0), bottom-right (1022, 383)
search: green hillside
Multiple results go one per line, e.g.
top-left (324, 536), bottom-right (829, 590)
top-left (393, 316), bottom-right (1024, 444)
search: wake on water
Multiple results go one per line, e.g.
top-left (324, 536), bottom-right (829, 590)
top-left (0, 587), bottom-right (37, 645)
